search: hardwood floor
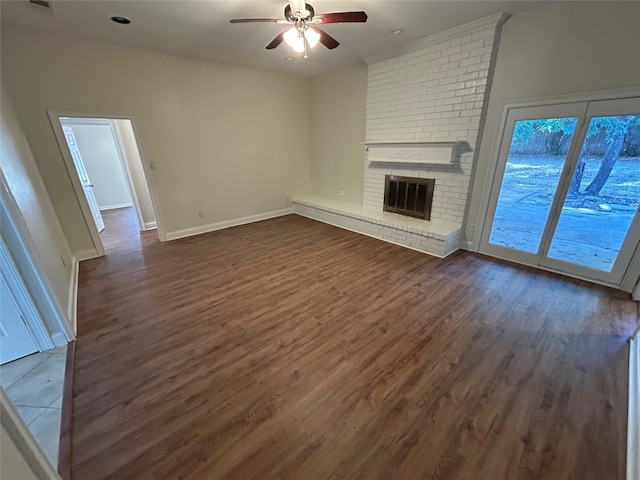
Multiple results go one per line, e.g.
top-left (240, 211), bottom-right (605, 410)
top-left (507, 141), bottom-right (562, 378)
top-left (99, 207), bottom-right (151, 254)
top-left (73, 210), bottom-right (638, 480)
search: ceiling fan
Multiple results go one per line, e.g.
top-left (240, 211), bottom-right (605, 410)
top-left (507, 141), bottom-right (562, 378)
top-left (230, 1), bottom-right (368, 58)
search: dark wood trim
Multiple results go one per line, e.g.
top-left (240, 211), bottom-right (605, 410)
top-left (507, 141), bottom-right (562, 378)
top-left (58, 340), bottom-right (75, 480)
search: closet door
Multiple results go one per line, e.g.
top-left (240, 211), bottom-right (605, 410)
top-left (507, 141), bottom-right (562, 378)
top-left (0, 275), bottom-right (38, 365)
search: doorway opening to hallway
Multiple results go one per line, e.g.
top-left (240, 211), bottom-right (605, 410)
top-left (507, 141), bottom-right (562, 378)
top-left (52, 115), bottom-right (160, 256)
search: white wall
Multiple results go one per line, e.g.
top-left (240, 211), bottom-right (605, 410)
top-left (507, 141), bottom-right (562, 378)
top-left (1, 27), bottom-right (311, 253)
top-left (1, 390), bottom-right (59, 480)
top-left (466, 1), bottom-right (640, 245)
top-left (309, 63), bottom-right (367, 204)
top-left (0, 424), bottom-right (40, 480)
top-left (1, 87), bottom-right (75, 333)
top-left (114, 119), bottom-right (156, 228)
top-left (64, 123), bottom-right (132, 210)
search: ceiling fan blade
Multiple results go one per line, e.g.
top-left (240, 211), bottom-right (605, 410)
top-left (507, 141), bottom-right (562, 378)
top-left (230, 18), bottom-right (280, 23)
top-left (314, 11), bottom-right (368, 24)
top-left (316, 27), bottom-right (339, 49)
top-left (265, 32), bottom-right (285, 50)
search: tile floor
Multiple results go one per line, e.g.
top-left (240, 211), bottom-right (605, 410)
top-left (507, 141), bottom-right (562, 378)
top-left (0, 345), bottom-right (67, 467)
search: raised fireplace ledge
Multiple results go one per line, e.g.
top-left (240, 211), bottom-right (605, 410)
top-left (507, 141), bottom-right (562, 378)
top-left (363, 141), bottom-right (462, 165)
top-left (292, 195), bottom-right (461, 258)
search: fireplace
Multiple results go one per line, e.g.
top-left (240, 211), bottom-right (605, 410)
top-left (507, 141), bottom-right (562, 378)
top-left (383, 175), bottom-right (435, 220)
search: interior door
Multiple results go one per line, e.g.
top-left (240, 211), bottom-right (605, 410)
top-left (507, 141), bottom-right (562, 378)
top-left (0, 275), bottom-right (38, 365)
top-left (480, 96), bottom-right (640, 287)
top-left (62, 125), bottom-right (105, 232)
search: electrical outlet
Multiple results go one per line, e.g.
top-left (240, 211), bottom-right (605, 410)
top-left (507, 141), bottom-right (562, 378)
top-left (198, 210), bottom-right (205, 219)
top-left (338, 190), bottom-right (344, 197)
top-left (470, 224), bottom-right (476, 233)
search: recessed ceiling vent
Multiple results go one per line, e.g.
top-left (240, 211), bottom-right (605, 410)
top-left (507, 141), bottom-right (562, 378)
top-left (29, 0), bottom-right (51, 8)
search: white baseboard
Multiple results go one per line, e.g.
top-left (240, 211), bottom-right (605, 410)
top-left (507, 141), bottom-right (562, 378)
top-left (50, 332), bottom-right (68, 347)
top-left (74, 248), bottom-right (100, 262)
top-left (633, 281), bottom-right (640, 301)
top-left (67, 255), bottom-right (79, 335)
top-left (165, 208), bottom-right (294, 241)
top-left (143, 221), bottom-right (157, 230)
top-left (460, 240), bottom-right (473, 251)
top-left (629, 333), bottom-right (639, 480)
top-left (99, 203), bottom-right (133, 211)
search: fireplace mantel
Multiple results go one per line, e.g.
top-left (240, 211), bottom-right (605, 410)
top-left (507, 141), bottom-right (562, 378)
top-left (363, 141), bottom-right (462, 165)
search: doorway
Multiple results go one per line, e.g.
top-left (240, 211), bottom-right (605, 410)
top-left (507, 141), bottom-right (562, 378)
top-left (50, 114), bottom-right (160, 256)
top-left (480, 96), bottom-right (640, 288)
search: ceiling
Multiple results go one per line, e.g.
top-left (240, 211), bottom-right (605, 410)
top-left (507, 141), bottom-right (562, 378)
top-left (1, 0), bottom-right (551, 77)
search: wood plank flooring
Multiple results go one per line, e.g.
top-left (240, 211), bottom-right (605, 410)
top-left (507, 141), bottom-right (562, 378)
top-left (73, 209), bottom-right (638, 480)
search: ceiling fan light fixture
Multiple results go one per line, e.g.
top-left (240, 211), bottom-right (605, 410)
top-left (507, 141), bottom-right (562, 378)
top-left (230, 3), bottom-right (367, 54)
top-left (284, 26), bottom-right (320, 53)
top-left (304, 27), bottom-right (320, 48)
top-left (284, 27), bottom-right (305, 53)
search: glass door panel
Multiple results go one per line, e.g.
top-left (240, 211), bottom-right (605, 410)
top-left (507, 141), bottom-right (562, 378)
top-left (480, 97), bottom-right (640, 289)
top-left (546, 114), bottom-right (640, 272)
top-left (488, 117), bottom-right (578, 253)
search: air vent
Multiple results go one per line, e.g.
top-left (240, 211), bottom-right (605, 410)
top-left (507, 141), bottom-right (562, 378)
top-left (29, 0), bottom-right (51, 8)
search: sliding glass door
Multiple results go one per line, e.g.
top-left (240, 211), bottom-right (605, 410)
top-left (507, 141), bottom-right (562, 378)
top-left (480, 97), bottom-right (640, 287)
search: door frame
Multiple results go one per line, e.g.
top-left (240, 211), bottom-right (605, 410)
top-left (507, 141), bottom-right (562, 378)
top-left (472, 86), bottom-right (640, 292)
top-left (110, 120), bottom-right (157, 231)
top-left (1, 173), bottom-right (74, 346)
top-left (0, 237), bottom-right (52, 353)
top-left (47, 110), bottom-right (167, 259)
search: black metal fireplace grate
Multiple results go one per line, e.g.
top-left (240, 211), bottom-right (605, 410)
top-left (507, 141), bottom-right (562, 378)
top-left (383, 175), bottom-right (435, 220)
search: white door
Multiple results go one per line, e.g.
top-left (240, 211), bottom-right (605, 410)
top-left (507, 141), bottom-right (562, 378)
top-left (0, 276), bottom-right (38, 365)
top-left (62, 125), bottom-right (105, 232)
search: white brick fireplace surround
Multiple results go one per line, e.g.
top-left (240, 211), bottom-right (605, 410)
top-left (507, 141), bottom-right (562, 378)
top-left (294, 13), bottom-right (509, 257)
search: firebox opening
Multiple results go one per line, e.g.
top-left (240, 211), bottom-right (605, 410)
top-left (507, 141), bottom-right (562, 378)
top-left (383, 175), bottom-right (435, 220)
